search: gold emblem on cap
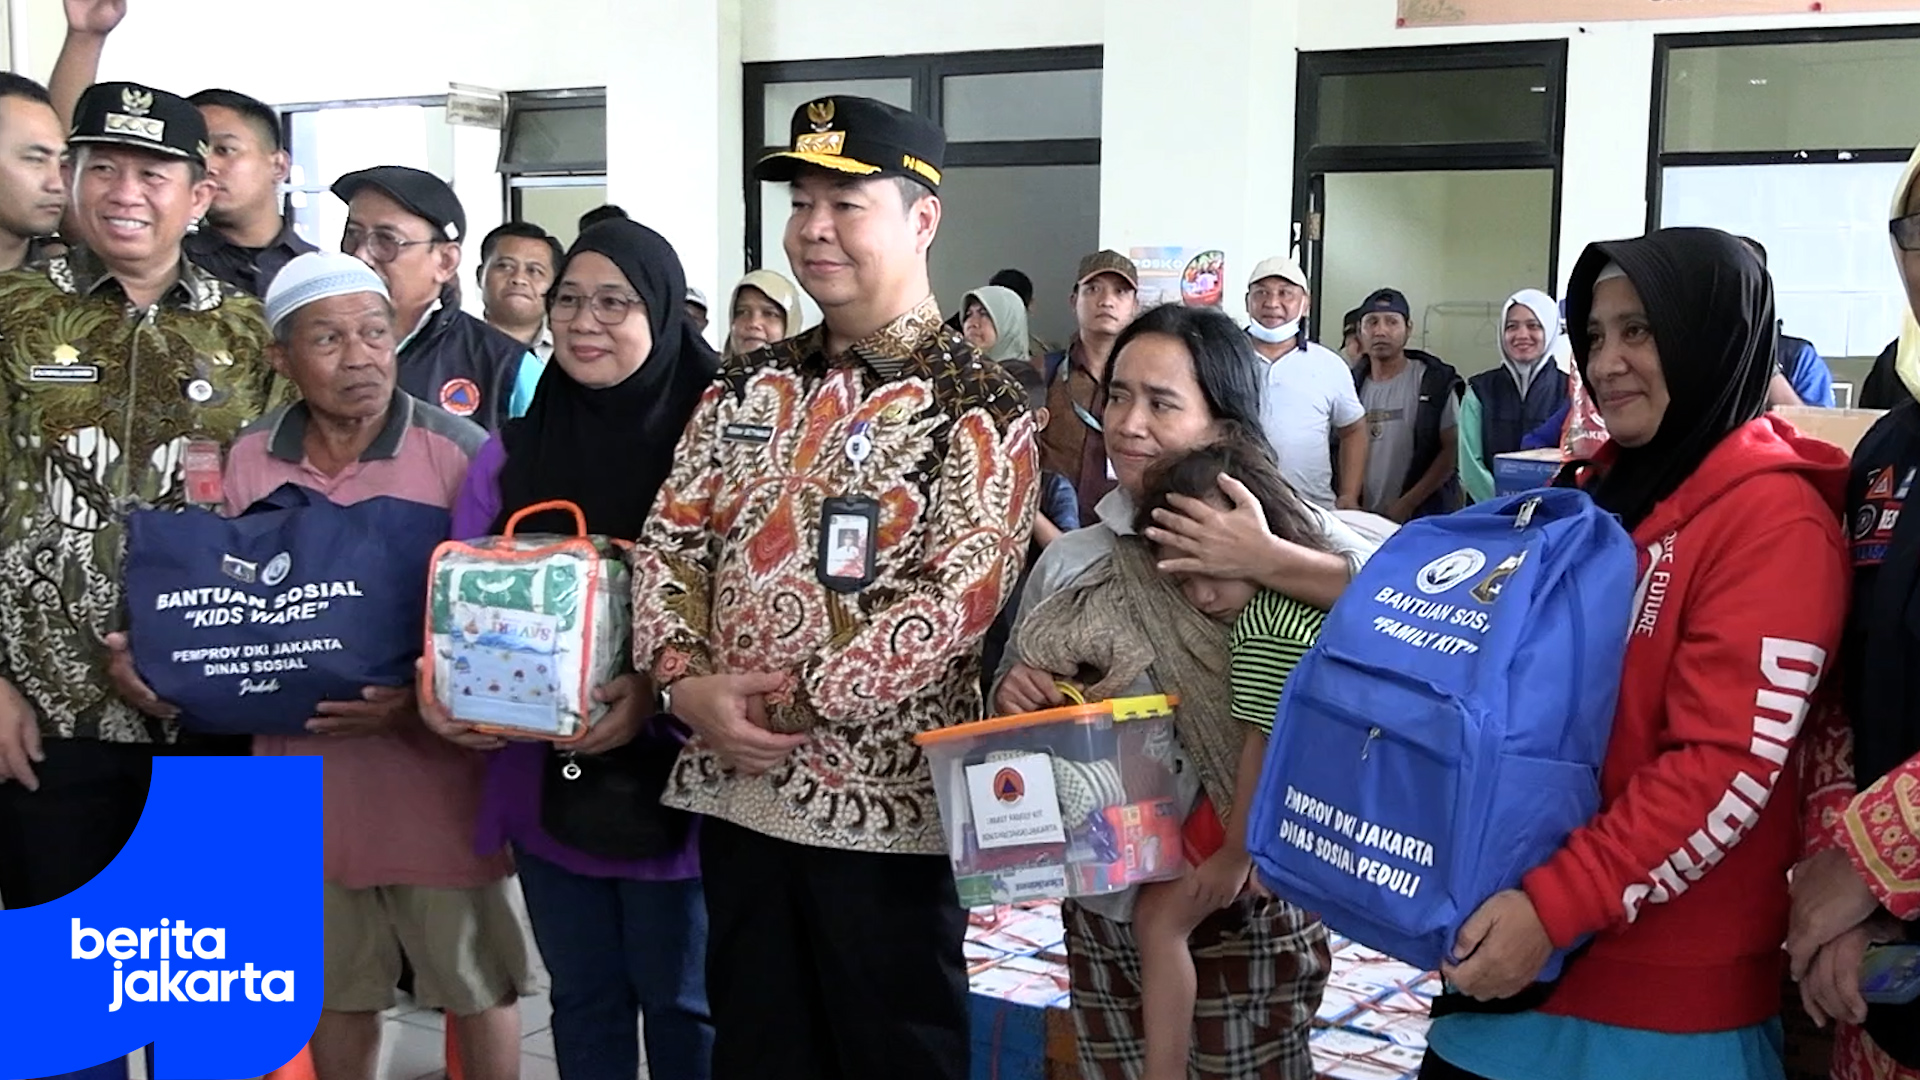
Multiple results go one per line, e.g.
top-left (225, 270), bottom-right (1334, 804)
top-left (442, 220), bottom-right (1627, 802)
top-left (120, 87), bottom-right (154, 118)
top-left (52, 343), bottom-right (79, 366)
top-left (806, 99), bottom-right (835, 132)
top-left (796, 131), bottom-right (846, 155)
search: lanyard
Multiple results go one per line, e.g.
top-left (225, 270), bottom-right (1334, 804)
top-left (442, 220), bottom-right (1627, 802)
top-left (1054, 354), bottom-right (1103, 433)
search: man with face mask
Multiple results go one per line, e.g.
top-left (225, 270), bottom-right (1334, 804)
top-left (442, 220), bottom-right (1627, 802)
top-left (1458, 289), bottom-right (1570, 504)
top-left (1244, 255), bottom-right (1366, 510)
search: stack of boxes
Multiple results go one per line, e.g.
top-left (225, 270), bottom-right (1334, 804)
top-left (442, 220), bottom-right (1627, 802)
top-left (1308, 936), bottom-right (1440, 1080)
top-left (965, 901), bottom-right (1076, 1080)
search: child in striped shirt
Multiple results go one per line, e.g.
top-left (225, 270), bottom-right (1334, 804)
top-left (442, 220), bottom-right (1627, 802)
top-left (1131, 432), bottom-right (1337, 1080)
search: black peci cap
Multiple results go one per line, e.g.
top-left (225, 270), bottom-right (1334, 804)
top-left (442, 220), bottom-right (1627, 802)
top-left (69, 82), bottom-right (208, 164)
top-left (331, 166), bottom-right (467, 243)
top-left (755, 96), bottom-right (946, 192)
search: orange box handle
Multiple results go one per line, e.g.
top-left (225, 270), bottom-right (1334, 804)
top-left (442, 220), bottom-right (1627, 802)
top-left (502, 499), bottom-right (587, 539)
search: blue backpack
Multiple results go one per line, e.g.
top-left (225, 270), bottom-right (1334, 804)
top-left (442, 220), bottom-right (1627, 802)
top-left (1247, 488), bottom-right (1636, 978)
top-left (124, 484), bottom-right (450, 736)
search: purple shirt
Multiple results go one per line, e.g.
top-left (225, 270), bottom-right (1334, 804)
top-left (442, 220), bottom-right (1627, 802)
top-left (452, 434), bottom-right (701, 881)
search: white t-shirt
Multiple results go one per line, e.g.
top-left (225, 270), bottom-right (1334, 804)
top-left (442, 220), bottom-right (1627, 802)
top-left (1253, 338), bottom-right (1366, 509)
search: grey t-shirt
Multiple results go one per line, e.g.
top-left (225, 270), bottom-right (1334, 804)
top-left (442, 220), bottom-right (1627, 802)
top-left (1359, 360), bottom-right (1457, 515)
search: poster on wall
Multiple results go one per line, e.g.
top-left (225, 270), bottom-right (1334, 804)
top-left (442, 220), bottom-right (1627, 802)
top-left (1130, 247), bottom-right (1228, 309)
top-left (1398, 0), bottom-right (1920, 27)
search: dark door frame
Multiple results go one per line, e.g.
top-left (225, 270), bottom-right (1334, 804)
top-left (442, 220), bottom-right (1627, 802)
top-left (1292, 40), bottom-right (1569, 337)
top-left (742, 46), bottom-right (1103, 274)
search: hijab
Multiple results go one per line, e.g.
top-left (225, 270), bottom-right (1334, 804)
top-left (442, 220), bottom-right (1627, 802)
top-left (1562, 228), bottom-right (1774, 532)
top-left (493, 219), bottom-right (720, 541)
top-left (1500, 287), bottom-right (1561, 399)
top-left (1890, 143), bottom-right (1920, 404)
top-left (725, 269), bottom-right (804, 357)
top-left (965, 284), bottom-right (1031, 363)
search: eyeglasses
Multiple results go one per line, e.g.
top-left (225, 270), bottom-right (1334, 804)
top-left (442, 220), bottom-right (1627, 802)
top-left (1893, 213), bottom-right (1920, 252)
top-left (551, 289), bottom-right (645, 326)
top-left (341, 226), bottom-right (442, 263)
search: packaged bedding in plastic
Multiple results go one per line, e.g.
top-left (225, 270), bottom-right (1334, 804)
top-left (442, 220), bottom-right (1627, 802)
top-left (424, 501), bottom-right (631, 740)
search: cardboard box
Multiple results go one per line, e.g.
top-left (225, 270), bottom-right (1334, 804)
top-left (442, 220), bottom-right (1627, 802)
top-left (1492, 447), bottom-right (1565, 497)
top-left (1774, 406), bottom-right (1887, 456)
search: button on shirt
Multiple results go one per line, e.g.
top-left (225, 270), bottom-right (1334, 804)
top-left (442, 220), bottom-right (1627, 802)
top-left (184, 220), bottom-right (318, 298)
top-left (223, 389), bottom-right (508, 889)
top-left (1254, 337), bottom-right (1364, 509)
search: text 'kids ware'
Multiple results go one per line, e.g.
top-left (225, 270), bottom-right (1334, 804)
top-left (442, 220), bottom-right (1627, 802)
top-left (1248, 488), bottom-right (1636, 977)
top-left (425, 500), bottom-right (630, 740)
top-left (916, 692), bottom-right (1186, 906)
top-left (124, 483), bottom-right (450, 735)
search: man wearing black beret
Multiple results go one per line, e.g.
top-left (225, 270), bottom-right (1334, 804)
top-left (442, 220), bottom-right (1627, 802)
top-left (0, 80), bottom-right (283, 909)
top-left (632, 95), bottom-right (1038, 1080)
top-left (333, 165), bottom-right (541, 432)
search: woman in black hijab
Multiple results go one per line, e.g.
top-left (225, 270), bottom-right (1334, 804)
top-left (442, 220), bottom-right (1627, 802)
top-left (430, 218), bottom-right (720, 1080)
top-left (1420, 228), bottom-right (1851, 1080)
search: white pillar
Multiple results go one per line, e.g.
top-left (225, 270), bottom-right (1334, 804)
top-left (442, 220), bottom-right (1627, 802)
top-left (604, 0), bottom-right (744, 348)
top-left (1099, 0), bottom-right (1301, 327)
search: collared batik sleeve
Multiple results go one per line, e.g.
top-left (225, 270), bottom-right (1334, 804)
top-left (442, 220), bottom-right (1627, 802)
top-left (1800, 689), bottom-right (1857, 860)
top-left (631, 382), bottom-right (728, 686)
top-left (1838, 753), bottom-right (1920, 919)
top-left (795, 398), bottom-right (1038, 725)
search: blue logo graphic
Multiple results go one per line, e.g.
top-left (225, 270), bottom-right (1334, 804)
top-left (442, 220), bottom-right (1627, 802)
top-left (0, 756), bottom-right (322, 1079)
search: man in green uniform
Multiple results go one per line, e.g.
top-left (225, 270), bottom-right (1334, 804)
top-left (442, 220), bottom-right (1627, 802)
top-left (0, 81), bottom-right (279, 908)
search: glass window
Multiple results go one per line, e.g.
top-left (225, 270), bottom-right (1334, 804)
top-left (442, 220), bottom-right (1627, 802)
top-left (504, 105), bottom-right (607, 170)
top-left (1313, 66), bottom-right (1553, 148)
top-left (1662, 38), bottom-right (1920, 153)
top-left (943, 69), bottom-right (1102, 142)
top-left (929, 164), bottom-right (1100, 350)
top-left (514, 180), bottom-right (609, 248)
top-left (285, 104), bottom-right (454, 250)
top-left (762, 78), bottom-right (913, 146)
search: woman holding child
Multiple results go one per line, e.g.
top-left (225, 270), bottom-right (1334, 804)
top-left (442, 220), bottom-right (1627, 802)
top-left (993, 303), bottom-right (1372, 1079)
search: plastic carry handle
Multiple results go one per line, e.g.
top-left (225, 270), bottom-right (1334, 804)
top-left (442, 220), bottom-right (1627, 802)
top-left (502, 500), bottom-right (587, 539)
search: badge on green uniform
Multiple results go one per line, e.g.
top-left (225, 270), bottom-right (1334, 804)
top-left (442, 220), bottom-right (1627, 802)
top-left (28, 342), bottom-right (99, 384)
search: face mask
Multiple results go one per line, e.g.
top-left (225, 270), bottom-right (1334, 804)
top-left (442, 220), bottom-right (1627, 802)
top-left (1247, 317), bottom-right (1302, 345)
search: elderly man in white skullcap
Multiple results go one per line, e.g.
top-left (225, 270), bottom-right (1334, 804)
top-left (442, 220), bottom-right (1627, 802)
top-left (220, 248), bottom-right (536, 1072)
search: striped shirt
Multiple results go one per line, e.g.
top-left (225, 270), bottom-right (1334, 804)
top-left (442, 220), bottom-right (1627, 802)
top-left (1229, 589), bottom-right (1327, 734)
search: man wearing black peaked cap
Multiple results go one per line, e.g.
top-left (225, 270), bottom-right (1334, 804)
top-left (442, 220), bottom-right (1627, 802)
top-left (631, 95), bottom-right (1037, 1080)
top-left (332, 165), bottom-right (541, 432)
top-left (0, 81), bottom-right (285, 910)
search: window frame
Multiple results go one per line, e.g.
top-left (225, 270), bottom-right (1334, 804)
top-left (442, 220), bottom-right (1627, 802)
top-left (741, 46), bottom-right (1103, 272)
top-left (1646, 24), bottom-right (1920, 231)
top-left (276, 95), bottom-right (451, 247)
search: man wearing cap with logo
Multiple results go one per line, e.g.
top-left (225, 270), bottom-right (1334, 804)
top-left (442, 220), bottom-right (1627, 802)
top-left (1353, 286), bottom-right (1464, 522)
top-left (1245, 255), bottom-right (1367, 511)
top-left (0, 81), bottom-right (281, 907)
top-left (1040, 249), bottom-right (1140, 524)
top-left (631, 95), bottom-right (1036, 1080)
top-left (332, 166), bottom-right (541, 432)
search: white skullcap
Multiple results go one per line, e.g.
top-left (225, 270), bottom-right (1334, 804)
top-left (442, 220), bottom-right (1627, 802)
top-left (263, 252), bottom-right (392, 336)
top-left (1595, 261), bottom-right (1628, 286)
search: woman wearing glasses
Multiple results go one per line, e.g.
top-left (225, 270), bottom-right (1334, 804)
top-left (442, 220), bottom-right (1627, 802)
top-left (1786, 145), bottom-right (1920, 1080)
top-left (425, 217), bottom-right (721, 1080)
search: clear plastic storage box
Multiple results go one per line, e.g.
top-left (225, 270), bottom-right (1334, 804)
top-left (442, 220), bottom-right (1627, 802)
top-left (914, 693), bottom-right (1185, 906)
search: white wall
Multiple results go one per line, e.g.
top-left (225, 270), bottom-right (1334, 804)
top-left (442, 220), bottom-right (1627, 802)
top-left (742, 0), bottom-right (1101, 62)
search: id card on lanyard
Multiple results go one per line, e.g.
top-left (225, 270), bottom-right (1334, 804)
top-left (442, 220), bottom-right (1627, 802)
top-left (1055, 355), bottom-right (1103, 433)
top-left (818, 420), bottom-right (880, 593)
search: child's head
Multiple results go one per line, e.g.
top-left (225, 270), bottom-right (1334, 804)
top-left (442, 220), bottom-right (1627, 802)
top-left (1134, 430), bottom-right (1333, 621)
top-left (1005, 360), bottom-right (1051, 432)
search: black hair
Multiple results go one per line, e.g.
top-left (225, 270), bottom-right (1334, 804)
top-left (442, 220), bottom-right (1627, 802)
top-left (1341, 308), bottom-right (1363, 336)
top-left (1103, 303), bottom-right (1266, 442)
top-left (0, 73), bottom-right (52, 109)
top-left (1003, 360), bottom-right (1048, 413)
top-left (189, 89), bottom-right (282, 152)
top-left (1135, 431), bottom-right (1333, 555)
top-left (578, 204), bottom-right (629, 232)
top-left (479, 221), bottom-right (563, 271)
top-left (990, 268), bottom-right (1035, 307)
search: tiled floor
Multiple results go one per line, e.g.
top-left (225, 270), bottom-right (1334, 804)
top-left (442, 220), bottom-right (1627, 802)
top-left (375, 990), bottom-right (567, 1080)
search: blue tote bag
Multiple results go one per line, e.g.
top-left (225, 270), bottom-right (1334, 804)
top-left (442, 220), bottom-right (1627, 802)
top-left (123, 483), bottom-right (450, 735)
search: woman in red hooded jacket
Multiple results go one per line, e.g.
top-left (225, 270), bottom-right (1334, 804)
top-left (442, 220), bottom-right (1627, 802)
top-left (1419, 228), bottom-right (1851, 1080)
